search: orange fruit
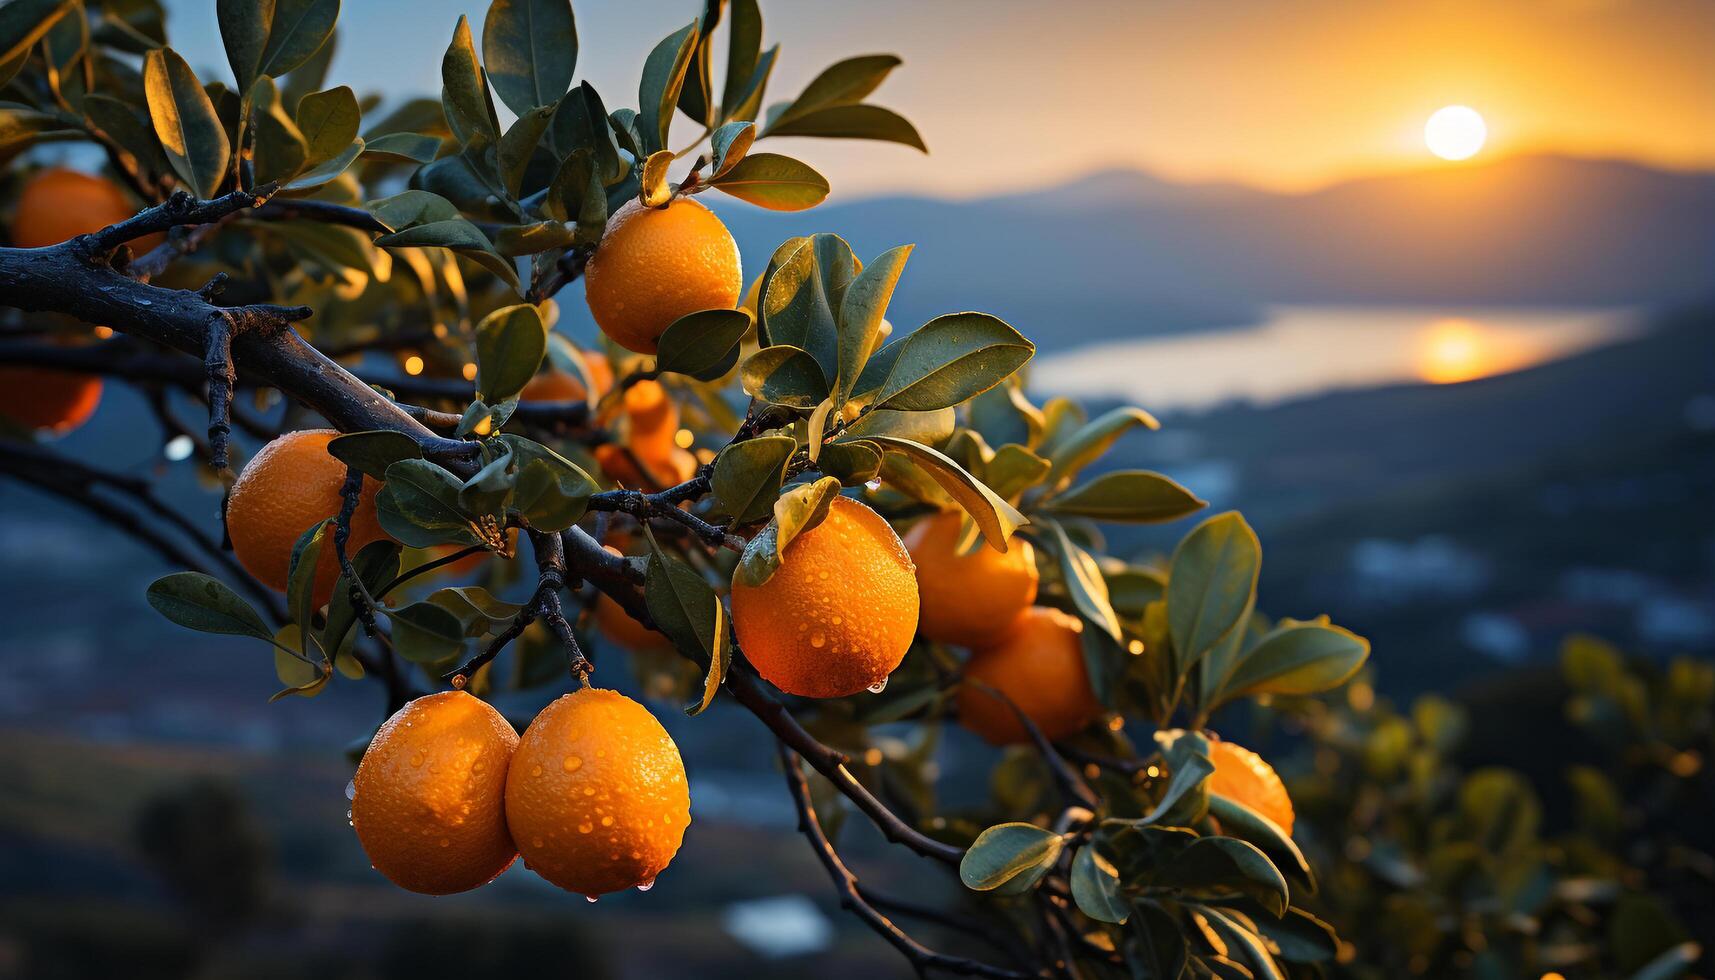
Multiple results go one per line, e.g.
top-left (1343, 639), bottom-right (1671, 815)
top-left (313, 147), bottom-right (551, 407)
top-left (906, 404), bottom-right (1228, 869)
top-left (592, 442), bottom-right (698, 491)
top-left (959, 606), bottom-right (1101, 745)
top-left (591, 546), bottom-right (673, 653)
top-left (1208, 737), bottom-right (1295, 834)
top-left (10, 168), bottom-right (138, 248)
top-left (350, 691), bottom-right (520, 895)
top-left (583, 198), bottom-right (742, 354)
top-left (730, 496), bottom-right (919, 699)
top-left (505, 687), bottom-right (691, 897)
top-left (620, 380), bottom-right (678, 449)
top-left (520, 352), bottom-right (614, 403)
top-left (226, 429), bottom-right (388, 608)
top-left (0, 366), bottom-right (102, 435)
top-left (903, 510), bottom-right (1039, 647)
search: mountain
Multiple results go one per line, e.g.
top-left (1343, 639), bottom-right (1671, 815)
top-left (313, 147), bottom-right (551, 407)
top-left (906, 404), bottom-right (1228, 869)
top-left (717, 155), bottom-right (1715, 350)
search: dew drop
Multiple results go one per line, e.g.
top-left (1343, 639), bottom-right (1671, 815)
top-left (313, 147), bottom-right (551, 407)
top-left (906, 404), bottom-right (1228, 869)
top-left (864, 478), bottom-right (882, 491)
top-left (531, 765), bottom-right (543, 777)
top-left (809, 632), bottom-right (826, 648)
top-left (867, 677), bottom-right (889, 694)
top-left (579, 822), bottom-right (594, 834)
top-left (410, 754), bottom-right (424, 768)
top-left (637, 879), bottom-right (655, 892)
top-left (600, 815), bottom-right (614, 827)
top-left (532, 837), bottom-right (544, 848)
top-left (344, 780), bottom-right (357, 800)
top-left (137, 298), bottom-right (152, 307)
top-left (439, 838), bottom-right (450, 848)
top-left (585, 894), bottom-right (599, 904)
top-left (830, 616), bottom-right (842, 626)
top-left (563, 755), bottom-right (584, 773)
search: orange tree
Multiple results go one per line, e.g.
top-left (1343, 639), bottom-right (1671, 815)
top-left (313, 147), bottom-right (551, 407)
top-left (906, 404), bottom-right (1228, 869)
top-left (0, 2), bottom-right (1374, 976)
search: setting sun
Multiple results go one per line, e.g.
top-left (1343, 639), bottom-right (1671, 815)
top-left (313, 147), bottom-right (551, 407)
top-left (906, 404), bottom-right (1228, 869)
top-left (1425, 105), bottom-right (1487, 161)
top-left (1417, 317), bottom-right (1501, 383)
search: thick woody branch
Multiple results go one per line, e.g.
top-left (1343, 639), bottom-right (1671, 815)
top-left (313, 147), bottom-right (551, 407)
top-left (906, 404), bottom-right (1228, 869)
top-left (94, 184), bottom-right (280, 252)
top-left (778, 745), bottom-right (1033, 979)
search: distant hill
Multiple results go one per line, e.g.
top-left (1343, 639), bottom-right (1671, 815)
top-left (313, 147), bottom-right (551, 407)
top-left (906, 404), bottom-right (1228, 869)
top-left (718, 155), bottom-right (1715, 349)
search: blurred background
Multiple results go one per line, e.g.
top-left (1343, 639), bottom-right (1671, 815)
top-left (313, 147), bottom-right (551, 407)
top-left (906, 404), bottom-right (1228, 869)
top-left (3, 0), bottom-right (1712, 976)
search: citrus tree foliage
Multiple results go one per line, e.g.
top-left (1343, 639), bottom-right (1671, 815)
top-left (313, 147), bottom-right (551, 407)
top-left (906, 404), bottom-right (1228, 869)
top-left (1272, 637), bottom-right (1712, 979)
top-left (0, 1), bottom-right (1384, 976)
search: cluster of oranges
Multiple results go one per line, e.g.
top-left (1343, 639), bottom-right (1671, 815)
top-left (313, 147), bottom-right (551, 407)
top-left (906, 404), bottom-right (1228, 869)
top-left (0, 169), bottom-right (143, 436)
top-left (352, 686), bottom-right (690, 896)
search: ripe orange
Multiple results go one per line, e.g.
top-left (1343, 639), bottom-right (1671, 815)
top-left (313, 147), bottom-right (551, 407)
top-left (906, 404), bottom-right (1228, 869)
top-left (520, 352), bottom-right (614, 403)
top-left (730, 496), bottom-right (919, 699)
top-left (1208, 737), bottom-right (1295, 834)
top-left (226, 429), bottom-right (388, 608)
top-left (0, 366), bottom-right (102, 435)
top-left (903, 510), bottom-right (1039, 647)
top-left (959, 606), bottom-right (1101, 745)
top-left (350, 691), bottom-right (520, 895)
top-left (591, 381), bottom-right (697, 490)
top-left (583, 198), bottom-right (742, 354)
top-left (10, 168), bottom-right (138, 248)
top-left (505, 687), bottom-right (691, 897)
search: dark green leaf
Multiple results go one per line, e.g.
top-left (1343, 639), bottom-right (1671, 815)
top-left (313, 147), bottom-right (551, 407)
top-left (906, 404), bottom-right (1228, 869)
top-left (984, 444), bottom-right (1050, 501)
top-left (294, 84), bottom-right (359, 169)
top-left (864, 313), bottom-right (1032, 412)
top-left (959, 822), bottom-right (1064, 892)
top-left (709, 152), bottom-right (828, 211)
top-left (764, 104), bottom-right (924, 151)
top-left (361, 131), bottom-right (441, 163)
top-left (1127, 901), bottom-right (1191, 980)
top-left (482, 0), bottom-right (576, 117)
top-left (838, 407), bottom-right (955, 445)
top-left (389, 601), bottom-right (466, 664)
top-left (376, 459), bottom-right (478, 548)
top-left (146, 572), bottom-right (273, 641)
top-left (1044, 406), bottom-right (1160, 487)
top-left (1166, 512), bottom-right (1261, 680)
top-left (1071, 845), bottom-right (1130, 924)
top-left (1041, 518), bottom-right (1122, 643)
top-left (719, 0), bottom-right (763, 116)
top-left (144, 47), bottom-right (230, 197)
top-left (864, 435), bottom-right (1024, 553)
top-left (441, 15), bottom-right (497, 146)
top-left (492, 219), bottom-right (575, 257)
top-left (1207, 794), bottom-right (1313, 892)
top-left (711, 435), bottom-right (795, 523)
top-left (740, 344), bottom-right (828, 409)
top-left (1217, 618), bottom-right (1369, 702)
top-left (643, 543), bottom-right (730, 716)
top-left (548, 82), bottom-right (623, 182)
top-left (286, 519), bottom-right (330, 635)
top-left (765, 54), bottom-right (900, 130)
top-left (1157, 838), bottom-right (1289, 918)
top-left (497, 104), bottom-right (554, 197)
top-left (0, 0), bottom-right (73, 65)
top-left (733, 475), bottom-right (841, 588)
top-left (216, 0), bottom-right (269, 91)
top-left (656, 308), bottom-right (751, 380)
top-left (429, 586), bottom-right (524, 636)
top-left (501, 435), bottom-right (596, 531)
top-left (322, 540), bottom-right (402, 654)
top-left (709, 119), bottom-right (754, 177)
top-left (817, 440), bottom-right (882, 487)
top-left (833, 244), bottom-right (912, 409)
top-left (1045, 470), bottom-right (1206, 523)
top-left (327, 430), bottom-right (423, 481)
top-left (1145, 729), bottom-right (1215, 826)
top-left (256, 0), bottom-right (339, 81)
top-left (636, 20), bottom-right (697, 153)
top-left (760, 233), bottom-right (853, 377)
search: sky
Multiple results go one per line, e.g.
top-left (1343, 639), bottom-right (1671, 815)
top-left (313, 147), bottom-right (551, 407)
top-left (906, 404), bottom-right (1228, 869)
top-left (162, 0), bottom-right (1715, 200)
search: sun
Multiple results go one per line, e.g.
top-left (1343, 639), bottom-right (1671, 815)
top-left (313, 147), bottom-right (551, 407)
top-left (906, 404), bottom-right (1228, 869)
top-left (1424, 105), bottom-right (1486, 161)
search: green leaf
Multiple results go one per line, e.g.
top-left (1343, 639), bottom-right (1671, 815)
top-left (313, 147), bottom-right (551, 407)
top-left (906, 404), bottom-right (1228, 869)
top-left (709, 152), bottom-right (829, 211)
top-left (497, 104), bottom-right (554, 198)
top-left (376, 459), bottom-right (478, 548)
top-left (282, 136), bottom-right (362, 190)
top-left (733, 476), bottom-right (841, 588)
top-left (984, 444), bottom-right (1050, 502)
top-left (719, 0), bottom-right (763, 116)
top-left (492, 220), bottom-right (575, 257)
top-left (1071, 846), bottom-right (1130, 924)
top-left (740, 345), bottom-right (828, 409)
top-left (1127, 901), bottom-right (1191, 980)
top-left (248, 78), bottom-right (308, 184)
top-left (969, 381), bottom-right (1045, 450)
top-left (255, 0), bottom-right (339, 81)
top-left (441, 15), bottom-right (497, 146)
top-left (864, 435), bottom-right (1025, 553)
top-left (368, 188), bottom-right (460, 229)
top-left (644, 544), bottom-right (730, 717)
top-left (361, 131), bottom-right (441, 163)
top-left (146, 572), bottom-right (273, 641)
top-left (959, 822), bottom-right (1064, 892)
top-left (1156, 838), bottom-right (1289, 918)
top-left (1217, 618), bottom-right (1369, 702)
top-left (1145, 729), bottom-right (1214, 826)
top-left (322, 540), bottom-right (402, 654)
top-left (144, 48), bottom-right (231, 197)
top-left (863, 313), bottom-right (1032, 412)
top-left (656, 308), bottom-right (751, 381)
top-left (838, 407), bottom-right (955, 446)
top-left (1194, 906), bottom-right (1288, 980)
top-left (765, 54), bottom-right (900, 131)
top-left (1254, 909), bottom-right (1338, 964)
top-left (294, 84), bottom-right (359, 169)
top-left (327, 430), bottom-right (423, 481)
top-left (83, 95), bottom-right (175, 178)
top-left (216, 0), bottom-right (269, 92)
top-left (474, 304), bottom-right (545, 403)
top-left (0, 0), bottom-right (74, 66)
top-left (708, 119), bottom-right (754, 177)
top-left (1045, 406), bottom-right (1160, 488)
top-left (1207, 794), bottom-right (1313, 892)
top-left (482, 0), bottom-right (576, 117)
top-left (1166, 512), bottom-right (1261, 680)
top-left (1041, 518), bottom-right (1123, 643)
top-left (760, 234), bottom-right (853, 376)
top-left (833, 244), bottom-right (912, 409)
top-left (637, 20), bottom-right (697, 154)
top-left (500, 435), bottom-right (596, 531)
top-left (429, 586), bottom-right (524, 636)
top-left (458, 445), bottom-right (517, 518)
top-left (711, 435), bottom-right (795, 523)
top-left (389, 601), bottom-right (467, 664)
top-left (1045, 470), bottom-right (1206, 523)
top-left (548, 82), bottom-right (623, 182)
top-left (286, 519), bottom-right (330, 636)
top-left (764, 104), bottom-right (925, 151)
top-left (817, 440), bottom-right (883, 487)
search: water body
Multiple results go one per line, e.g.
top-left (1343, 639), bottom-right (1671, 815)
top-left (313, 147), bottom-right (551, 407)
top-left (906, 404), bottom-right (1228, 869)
top-left (1031, 305), bottom-right (1641, 412)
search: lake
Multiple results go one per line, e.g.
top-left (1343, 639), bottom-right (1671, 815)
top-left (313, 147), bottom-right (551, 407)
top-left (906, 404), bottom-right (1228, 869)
top-left (1029, 305), bottom-right (1642, 412)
